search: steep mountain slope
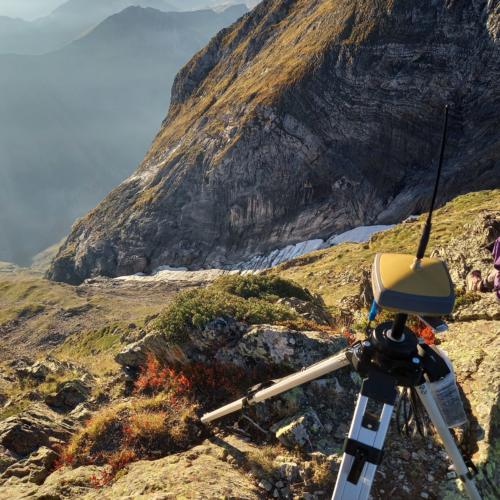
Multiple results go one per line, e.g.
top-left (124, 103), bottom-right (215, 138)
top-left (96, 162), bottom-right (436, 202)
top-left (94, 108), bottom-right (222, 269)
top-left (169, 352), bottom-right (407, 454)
top-left (168, 0), bottom-right (261, 9)
top-left (0, 5), bottom-right (247, 265)
top-left (49, 0), bottom-right (500, 285)
top-left (0, 16), bottom-right (39, 54)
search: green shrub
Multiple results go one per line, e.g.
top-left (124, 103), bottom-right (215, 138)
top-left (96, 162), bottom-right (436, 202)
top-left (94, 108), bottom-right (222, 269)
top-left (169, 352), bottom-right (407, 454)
top-left (155, 287), bottom-right (297, 344)
top-left (153, 275), bottom-right (316, 344)
top-left (213, 274), bottom-right (313, 301)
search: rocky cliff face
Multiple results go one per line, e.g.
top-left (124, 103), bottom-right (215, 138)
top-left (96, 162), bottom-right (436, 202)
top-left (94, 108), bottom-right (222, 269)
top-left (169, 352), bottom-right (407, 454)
top-left (49, 0), bottom-right (500, 284)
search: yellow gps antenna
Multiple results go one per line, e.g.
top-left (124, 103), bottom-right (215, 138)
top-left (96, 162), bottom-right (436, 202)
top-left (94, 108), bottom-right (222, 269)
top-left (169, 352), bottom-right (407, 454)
top-left (412, 105), bottom-right (449, 270)
top-left (371, 105), bottom-right (455, 337)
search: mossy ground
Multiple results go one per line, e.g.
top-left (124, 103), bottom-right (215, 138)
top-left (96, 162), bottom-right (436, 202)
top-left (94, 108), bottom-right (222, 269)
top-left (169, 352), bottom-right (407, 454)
top-left (0, 272), bottom-right (184, 368)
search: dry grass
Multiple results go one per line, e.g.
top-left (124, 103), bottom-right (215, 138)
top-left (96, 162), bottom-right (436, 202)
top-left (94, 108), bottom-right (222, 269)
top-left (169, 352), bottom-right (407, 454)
top-left (128, 411), bottom-right (167, 441)
top-left (62, 394), bottom-right (201, 472)
top-left (246, 444), bottom-right (284, 476)
top-left (310, 458), bottom-right (337, 488)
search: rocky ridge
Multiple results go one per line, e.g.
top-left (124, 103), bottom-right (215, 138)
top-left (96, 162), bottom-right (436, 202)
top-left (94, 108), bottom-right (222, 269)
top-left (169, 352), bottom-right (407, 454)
top-left (49, 0), bottom-right (500, 284)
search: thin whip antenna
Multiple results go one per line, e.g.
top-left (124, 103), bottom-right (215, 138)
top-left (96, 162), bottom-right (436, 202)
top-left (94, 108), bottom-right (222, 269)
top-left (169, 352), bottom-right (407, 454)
top-left (413, 105), bottom-right (449, 267)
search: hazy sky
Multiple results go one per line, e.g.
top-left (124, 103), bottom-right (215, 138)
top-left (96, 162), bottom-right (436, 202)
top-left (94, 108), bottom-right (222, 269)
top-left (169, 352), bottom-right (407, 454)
top-left (0, 0), bottom-right (65, 20)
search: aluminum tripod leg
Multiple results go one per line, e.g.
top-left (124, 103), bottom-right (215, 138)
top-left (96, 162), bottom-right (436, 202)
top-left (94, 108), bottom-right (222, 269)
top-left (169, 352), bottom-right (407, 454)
top-left (332, 371), bottom-right (398, 500)
top-left (415, 383), bottom-right (482, 500)
top-left (201, 351), bottom-right (349, 423)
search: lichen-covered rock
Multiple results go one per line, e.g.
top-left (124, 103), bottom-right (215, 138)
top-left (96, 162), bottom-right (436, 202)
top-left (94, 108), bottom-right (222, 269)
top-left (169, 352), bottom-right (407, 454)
top-left (339, 268), bottom-right (374, 312)
top-left (0, 449), bottom-right (16, 475)
top-left (115, 317), bottom-right (248, 373)
top-left (0, 447), bottom-right (58, 486)
top-left (276, 460), bottom-right (300, 483)
top-left (0, 404), bottom-right (74, 457)
top-left (1, 437), bottom-right (261, 499)
top-left (272, 408), bottom-right (323, 450)
top-left (452, 294), bottom-right (500, 322)
top-left (437, 319), bottom-right (500, 500)
top-left (68, 403), bottom-right (94, 423)
top-left (216, 325), bottom-right (347, 371)
top-left (45, 380), bottom-right (91, 412)
top-left (253, 387), bottom-right (309, 427)
top-left (432, 211), bottom-right (500, 289)
top-left (49, 0), bottom-right (500, 284)
top-left (0, 463), bottom-right (103, 499)
top-left (115, 331), bottom-right (189, 371)
top-left (99, 439), bottom-right (260, 499)
top-left (306, 377), bottom-right (344, 399)
top-left (14, 356), bottom-right (81, 383)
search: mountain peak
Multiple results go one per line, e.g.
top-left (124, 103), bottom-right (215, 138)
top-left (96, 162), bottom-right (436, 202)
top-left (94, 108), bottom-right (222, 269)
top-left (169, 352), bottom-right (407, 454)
top-left (68, 4), bottom-right (248, 50)
top-left (50, 0), bottom-right (174, 18)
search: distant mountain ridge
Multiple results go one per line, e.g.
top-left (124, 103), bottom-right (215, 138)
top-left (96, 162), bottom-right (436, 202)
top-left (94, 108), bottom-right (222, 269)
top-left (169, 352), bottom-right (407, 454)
top-left (69, 5), bottom-right (245, 49)
top-left (49, 0), bottom-right (500, 284)
top-left (0, 5), bottom-right (247, 264)
top-left (0, 0), bottom-right (254, 54)
top-left (50, 0), bottom-right (174, 17)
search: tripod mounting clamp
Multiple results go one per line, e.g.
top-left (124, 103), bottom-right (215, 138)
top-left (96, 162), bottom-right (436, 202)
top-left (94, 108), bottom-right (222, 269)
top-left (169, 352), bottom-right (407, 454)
top-left (348, 320), bottom-right (422, 387)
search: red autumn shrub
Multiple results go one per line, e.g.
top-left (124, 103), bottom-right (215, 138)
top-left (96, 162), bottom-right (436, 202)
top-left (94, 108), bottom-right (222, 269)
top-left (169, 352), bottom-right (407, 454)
top-left (52, 443), bottom-right (75, 471)
top-left (134, 353), bottom-right (289, 410)
top-left (342, 327), bottom-right (357, 346)
top-left (90, 448), bottom-right (137, 487)
top-left (134, 354), bottom-right (192, 397)
top-left (412, 322), bottom-right (436, 345)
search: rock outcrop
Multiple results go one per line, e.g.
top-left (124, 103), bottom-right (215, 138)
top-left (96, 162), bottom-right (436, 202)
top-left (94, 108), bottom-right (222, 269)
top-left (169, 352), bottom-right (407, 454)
top-left (1, 437), bottom-right (262, 499)
top-left (45, 380), bottom-right (91, 413)
top-left (0, 404), bottom-right (74, 457)
top-left (0, 447), bottom-right (58, 486)
top-left (435, 319), bottom-right (500, 499)
top-left (116, 322), bottom-right (347, 375)
top-left (215, 324), bottom-right (347, 370)
top-left (49, 0), bottom-right (500, 284)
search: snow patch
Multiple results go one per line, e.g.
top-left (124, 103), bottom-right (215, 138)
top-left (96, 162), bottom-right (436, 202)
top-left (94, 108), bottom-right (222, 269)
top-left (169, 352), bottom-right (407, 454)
top-left (325, 225), bottom-right (393, 246)
top-left (114, 267), bottom-right (230, 283)
top-left (235, 225), bottom-right (393, 271)
top-left (235, 239), bottom-right (325, 271)
top-left (114, 224), bottom-right (393, 282)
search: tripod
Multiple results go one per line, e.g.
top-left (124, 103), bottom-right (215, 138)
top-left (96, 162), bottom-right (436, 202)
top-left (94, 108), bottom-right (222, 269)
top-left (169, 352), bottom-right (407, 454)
top-left (201, 106), bottom-right (480, 498)
top-left (201, 313), bottom-right (482, 500)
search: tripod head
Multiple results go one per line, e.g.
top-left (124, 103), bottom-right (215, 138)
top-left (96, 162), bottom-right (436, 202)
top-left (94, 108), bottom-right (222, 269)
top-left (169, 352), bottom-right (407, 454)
top-left (369, 106), bottom-right (454, 341)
